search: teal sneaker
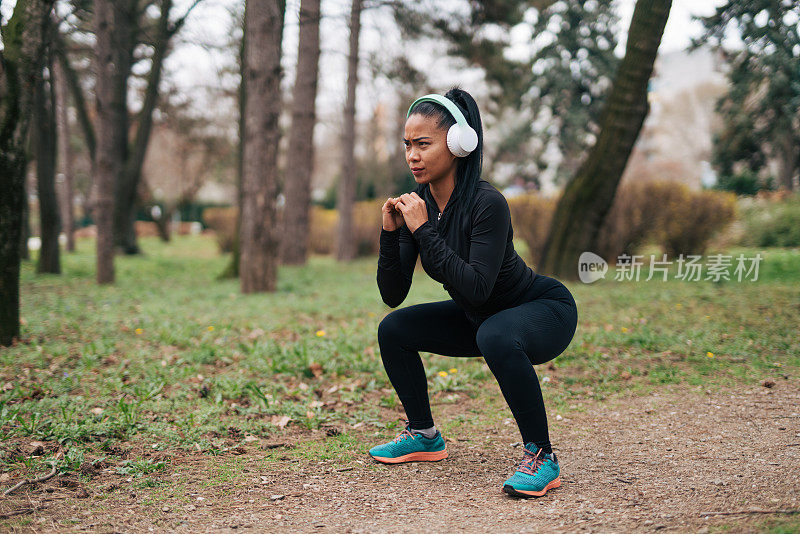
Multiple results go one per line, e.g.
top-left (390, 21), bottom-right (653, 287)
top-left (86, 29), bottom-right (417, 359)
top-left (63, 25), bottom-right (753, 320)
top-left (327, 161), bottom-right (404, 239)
top-left (368, 423), bottom-right (448, 464)
top-left (502, 442), bottom-right (561, 497)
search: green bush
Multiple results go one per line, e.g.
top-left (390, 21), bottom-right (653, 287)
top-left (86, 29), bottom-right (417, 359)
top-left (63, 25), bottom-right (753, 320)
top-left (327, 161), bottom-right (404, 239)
top-left (740, 194), bottom-right (800, 247)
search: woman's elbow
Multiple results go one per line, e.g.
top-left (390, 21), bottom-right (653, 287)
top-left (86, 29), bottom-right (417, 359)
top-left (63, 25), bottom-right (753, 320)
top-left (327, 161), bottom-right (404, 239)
top-left (381, 294), bottom-right (403, 308)
top-left (465, 280), bottom-right (494, 307)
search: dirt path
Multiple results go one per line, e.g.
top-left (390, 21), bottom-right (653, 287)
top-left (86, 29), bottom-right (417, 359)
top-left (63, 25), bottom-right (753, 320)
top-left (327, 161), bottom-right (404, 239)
top-left (4, 378), bottom-right (799, 533)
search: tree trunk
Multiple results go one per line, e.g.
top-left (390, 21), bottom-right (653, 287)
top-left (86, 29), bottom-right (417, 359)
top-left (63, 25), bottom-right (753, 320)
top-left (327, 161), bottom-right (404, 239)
top-left (0, 0), bottom-right (56, 346)
top-left (219, 33), bottom-right (246, 280)
top-left (115, 0), bottom-right (176, 255)
top-left (93, 0), bottom-right (123, 284)
top-left (540, 0), bottom-right (671, 280)
top-left (54, 33), bottom-right (96, 160)
top-left (280, 0), bottom-right (321, 265)
top-left (776, 134), bottom-right (798, 192)
top-left (33, 51), bottom-right (62, 274)
top-left (336, 0), bottom-right (362, 262)
top-left (54, 58), bottom-right (76, 252)
top-left (109, 2), bottom-right (136, 255)
top-left (20, 177), bottom-right (30, 261)
top-left (239, 0), bottom-right (286, 293)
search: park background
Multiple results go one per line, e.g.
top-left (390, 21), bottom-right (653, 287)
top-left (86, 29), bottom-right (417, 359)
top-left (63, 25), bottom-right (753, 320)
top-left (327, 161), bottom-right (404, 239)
top-left (1, 0), bottom-right (799, 532)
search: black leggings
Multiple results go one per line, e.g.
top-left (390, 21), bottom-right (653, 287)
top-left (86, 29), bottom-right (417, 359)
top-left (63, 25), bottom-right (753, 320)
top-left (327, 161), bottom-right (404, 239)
top-left (377, 278), bottom-right (578, 454)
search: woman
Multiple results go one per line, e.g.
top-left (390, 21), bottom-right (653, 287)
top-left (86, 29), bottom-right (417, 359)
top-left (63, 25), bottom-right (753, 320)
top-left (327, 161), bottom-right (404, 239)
top-left (371, 86), bottom-right (578, 498)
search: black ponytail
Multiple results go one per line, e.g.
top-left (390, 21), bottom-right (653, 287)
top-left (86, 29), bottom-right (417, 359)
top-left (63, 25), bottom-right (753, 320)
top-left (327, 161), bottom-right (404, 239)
top-left (407, 85), bottom-right (484, 221)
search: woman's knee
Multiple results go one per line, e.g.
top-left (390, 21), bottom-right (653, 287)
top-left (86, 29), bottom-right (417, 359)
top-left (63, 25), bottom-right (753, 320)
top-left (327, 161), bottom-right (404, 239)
top-left (476, 321), bottom-right (519, 366)
top-left (377, 310), bottom-right (405, 345)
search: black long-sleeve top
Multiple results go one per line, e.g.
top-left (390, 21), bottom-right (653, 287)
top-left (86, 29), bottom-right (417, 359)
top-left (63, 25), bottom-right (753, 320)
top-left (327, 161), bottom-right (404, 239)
top-left (377, 179), bottom-right (550, 327)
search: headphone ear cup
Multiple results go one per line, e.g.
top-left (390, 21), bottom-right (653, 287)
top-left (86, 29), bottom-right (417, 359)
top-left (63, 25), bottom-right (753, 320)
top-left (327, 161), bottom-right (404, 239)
top-left (460, 124), bottom-right (478, 153)
top-left (447, 124), bottom-right (472, 158)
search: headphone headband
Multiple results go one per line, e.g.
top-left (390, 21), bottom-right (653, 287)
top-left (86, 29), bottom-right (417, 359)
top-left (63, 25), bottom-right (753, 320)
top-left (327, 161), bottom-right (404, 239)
top-left (406, 94), bottom-right (469, 127)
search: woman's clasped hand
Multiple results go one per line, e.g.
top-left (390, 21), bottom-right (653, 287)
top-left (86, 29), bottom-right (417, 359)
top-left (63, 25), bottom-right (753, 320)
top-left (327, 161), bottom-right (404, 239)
top-left (381, 192), bottom-right (429, 233)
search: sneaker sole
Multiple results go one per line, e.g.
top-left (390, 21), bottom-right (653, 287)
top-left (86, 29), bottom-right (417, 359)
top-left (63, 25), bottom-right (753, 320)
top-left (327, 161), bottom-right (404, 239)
top-left (502, 476), bottom-right (561, 498)
top-left (369, 449), bottom-right (448, 464)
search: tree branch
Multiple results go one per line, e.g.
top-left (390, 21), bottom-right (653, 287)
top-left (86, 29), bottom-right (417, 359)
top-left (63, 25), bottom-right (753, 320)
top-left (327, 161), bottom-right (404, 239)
top-left (52, 30), bottom-right (95, 160)
top-left (3, 450), bottom-right (63, 496)
top-left (167, 0), bottom-right (203, 37)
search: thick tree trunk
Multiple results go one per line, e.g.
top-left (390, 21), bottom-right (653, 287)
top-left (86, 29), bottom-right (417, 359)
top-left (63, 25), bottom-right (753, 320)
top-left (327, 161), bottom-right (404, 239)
top-left (54, 59), bottom-right (76, 252)
top-left (0, 0), bottom-right (56, 346)
top-left (93, 0), bottom-right (123, 284)
top-left (336, 0), bottom-right (362, 261)
top-left (280, 0), bottom-right (321, 265)
top-left (540, 0), bottom-right (671, 279)
top-left (239, 0), bottom-right (286, 293)
top-left (32, 52), bottom-right (62, 274)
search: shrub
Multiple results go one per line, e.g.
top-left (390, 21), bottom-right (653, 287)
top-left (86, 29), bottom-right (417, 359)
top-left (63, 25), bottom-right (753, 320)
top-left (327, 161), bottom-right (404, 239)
top-left (740, 194), bottom-right (800, 247)
top-left (510, 181), bottom-right (737, 265)
top-left (309, 200), bottom-right (384, 257)
top-left (203, 201), bottom-right (385, 258)
top-left (597, 180), bottom-right (736, 259)
top-left (655, 187), bottom-right (737, 257)
top-left (202, 206), bottom-right (237, 253)
top-left (507, 193), bottom-right (557, 267)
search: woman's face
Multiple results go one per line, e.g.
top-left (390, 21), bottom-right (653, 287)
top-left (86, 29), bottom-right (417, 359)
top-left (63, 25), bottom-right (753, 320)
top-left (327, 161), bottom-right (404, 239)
top-left (404, 113), bottom-right (457, 185)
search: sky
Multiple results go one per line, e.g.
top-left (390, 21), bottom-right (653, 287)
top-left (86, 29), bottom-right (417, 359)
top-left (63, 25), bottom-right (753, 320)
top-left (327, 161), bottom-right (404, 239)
top-left (160, 0), bottom-right (731, 133)
top-left (1, 0), bottom-right (732, 130)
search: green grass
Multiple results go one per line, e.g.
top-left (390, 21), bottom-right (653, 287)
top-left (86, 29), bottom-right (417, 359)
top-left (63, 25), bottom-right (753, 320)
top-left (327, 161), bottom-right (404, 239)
top-left (1, 235), bottom-right (798, 476)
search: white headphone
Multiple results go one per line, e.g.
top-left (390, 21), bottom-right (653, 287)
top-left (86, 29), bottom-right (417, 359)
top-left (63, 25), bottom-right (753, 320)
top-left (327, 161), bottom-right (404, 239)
top-left (406, 93), bottom-right (479, 158)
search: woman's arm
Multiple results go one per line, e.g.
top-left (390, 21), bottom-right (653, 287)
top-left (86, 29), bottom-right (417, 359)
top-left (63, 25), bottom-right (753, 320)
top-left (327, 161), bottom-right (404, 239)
top-left (411, 191), bottom-right (509, 308)
top-left (377, 224), bottom-right (419, 308)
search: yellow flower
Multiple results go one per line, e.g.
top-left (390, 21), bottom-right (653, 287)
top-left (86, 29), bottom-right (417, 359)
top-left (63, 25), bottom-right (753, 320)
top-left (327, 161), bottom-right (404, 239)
top-left (621, 327), bottom-right (628, 333)
top-left (705, 315), bottom-right (710, 319)
top-left (207, 325), bottom-right (214, 331)
top-left (448, 368), bottom-right (457, 373)
top-left (675, 303), bottom-right (682, 309)
top-left (316, 330), bottom-right (326, 337)
top-left (437, 371), bottom-right (448, 377)
top-left (707, 351), bottom-right (714, 358)
top-left (135, 328), bottom-right (143, 335)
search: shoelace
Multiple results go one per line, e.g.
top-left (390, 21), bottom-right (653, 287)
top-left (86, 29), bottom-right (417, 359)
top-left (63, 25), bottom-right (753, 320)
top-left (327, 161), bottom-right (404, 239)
top-left (391, 427), bottom-right (417, 444)
top-left (517, 448), bottom-right (546, 476)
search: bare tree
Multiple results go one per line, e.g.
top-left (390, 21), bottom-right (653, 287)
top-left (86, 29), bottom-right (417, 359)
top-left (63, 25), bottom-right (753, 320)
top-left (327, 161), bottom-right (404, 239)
top-left (239, 0), bottom-right (286, 293)
top-left (336, 0), bottom-right (363, 261)
top-left (280, 0), bottom-right (322, 265)
top-left (59, 0), bottom-right (201, 258)
top-left (53, 58), bottom-right (76, 253)
top-left (32, 43), bottom-right (61, 274)
top-left (540, 0), bottom-right (672, 279)
top-left (0, 0), bottom-right (57, 346)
